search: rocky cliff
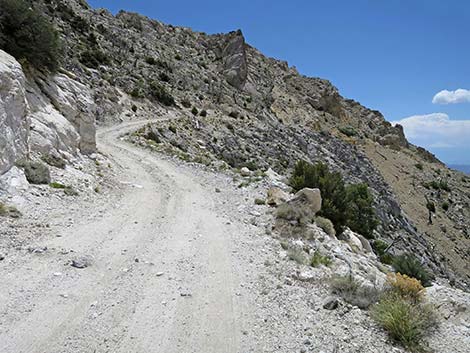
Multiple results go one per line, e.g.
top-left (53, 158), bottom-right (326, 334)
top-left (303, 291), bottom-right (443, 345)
top-left (0, 49), bottom-right (96, 176)
top-left (1, 0), bottom-right (468, 287)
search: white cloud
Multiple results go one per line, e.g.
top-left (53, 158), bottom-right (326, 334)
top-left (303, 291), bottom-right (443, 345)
top-left (432, 89), bottom-right (470, 104)
top-left (392, 113), bottom-right (470, 149)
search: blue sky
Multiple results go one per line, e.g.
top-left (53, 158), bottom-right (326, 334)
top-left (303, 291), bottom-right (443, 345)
top-left (88, 0), bottom-right (470, 164)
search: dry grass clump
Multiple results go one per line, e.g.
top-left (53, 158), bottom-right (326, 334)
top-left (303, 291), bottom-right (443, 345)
top-left (372, 273), bottom-right (437, 352)
top-left (310, 250), bottom-right (332, 267)
top-left (372, 294), bottom-right (437, 352)
top-left (287, 247), bottom-right (309, 265)
top-left (385, 273), bottom-right (424, 304)
top-left (330, 274), bottom-right (380, 309)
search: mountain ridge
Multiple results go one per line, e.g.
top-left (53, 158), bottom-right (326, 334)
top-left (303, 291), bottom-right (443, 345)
top-left (1, 0), bottom-right (468, 287)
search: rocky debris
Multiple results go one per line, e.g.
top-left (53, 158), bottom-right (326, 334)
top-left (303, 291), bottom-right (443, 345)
top-left (266, 187), bottom-right (290, 206)
top-left (0, 50), bottom-right (30, 175)
top-left (28, 246), bottom-right (48, 254)
top-left (71, 256), bottom-right (92, 269)
top-left (323, 296), bottom-right (340, 310)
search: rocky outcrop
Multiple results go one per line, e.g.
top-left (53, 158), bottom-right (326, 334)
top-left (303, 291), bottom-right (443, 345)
top-left (0, 50), bottom-right (29, 175)
top-left (0, 49), bottom-right (96, 177)
top-left (220, 30), bottom-right (248, 89)
top-left (28, 73), bottom-right (96, 156)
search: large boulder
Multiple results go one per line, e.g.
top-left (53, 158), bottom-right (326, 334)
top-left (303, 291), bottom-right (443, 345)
top-left (290, 188), bottom-right (322, 214)
top-left (0, 50), bottom-right (30, 175)
top-left (18, 160), bottom-right (51, 185)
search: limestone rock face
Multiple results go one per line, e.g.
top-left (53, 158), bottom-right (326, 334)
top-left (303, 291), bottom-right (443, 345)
top-left (0, 49), bottom-right (96, 177)
top-left (27, 73), bottom-right (96, 156)
top-left (0, 50), bottom-right (30, 175)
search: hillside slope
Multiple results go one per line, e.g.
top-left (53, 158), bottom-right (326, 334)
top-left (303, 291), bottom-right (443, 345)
top-left (2, 0), bottom-right (468, 286)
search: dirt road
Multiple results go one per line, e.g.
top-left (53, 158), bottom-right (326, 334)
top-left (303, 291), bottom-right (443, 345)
top-left (0, 121), bottom-right (251, 353)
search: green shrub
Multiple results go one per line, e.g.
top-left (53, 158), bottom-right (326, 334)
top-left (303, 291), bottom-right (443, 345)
top-left (372, 239), bottom-right (395, 264)
top-left (392, 254), bottom-right (434, 287)
top-left (149, 82), bottom-right (175, 106)
top-left (49, 182), bottom-right (66, 189)
top-left (372, 294), bottom-right (438, 352)
top-left (80, 49), bottom-right (110, 68)
top-left (191, 107), bottom-right (198, 115)
top-left (0, 0), bottom-right (60, 72)
top-left (130, 87), bottom-right (144, 99)
top-left (314, 216), bottom-right (335, 236)
top-left (424, 179), bottom-right (451, 192)
top-left (345, 183), bottom-right (378, 239)
top-left (290, 161), bottom-right (377, 237)
top-left (310, 251), bottom-right (332, 267)
top-left (373, 239), bottom-right (389, 256)
top-left (199, 109), bottom-right (207, 117)
top-left (439, 180), bottom-right (450, 192)
top-left (159, 71), bottom-right (171, 82)
top-left (442, 201), bottom-right (449, 211)
top-left (145, 56), bottom-right (157, 65)
top-left (414, 163), bottom-right (424, 170)
top-left (181, 99), bottom-right (191, 108)
top-left (254, 198), bottom-right (265, 205)
top-left (339, 125), bottom-right (357, 137)
top-left (168, 125), bottom-right (177, 134)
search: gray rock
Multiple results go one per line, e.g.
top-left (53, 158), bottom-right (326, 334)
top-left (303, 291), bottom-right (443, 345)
top-left (287, 188), bottom-right (322, 215)
top-left (71, 257), bottom-right (92, 269)
top-left (323, 296), bottom-right (340, 310)
top-left (220, 30), bottom-right (247, 89)
top-left (240, 167), bottom-right (251, 177)
top-left (18, 160), bottom-right (51, 185)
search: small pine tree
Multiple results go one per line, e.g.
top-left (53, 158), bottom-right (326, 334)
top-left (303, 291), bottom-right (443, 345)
top-left (345, 183), bottom-right (378, 239)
